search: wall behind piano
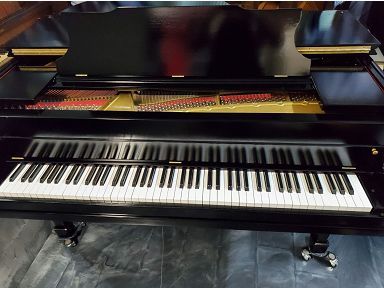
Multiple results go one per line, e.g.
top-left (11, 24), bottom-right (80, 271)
top-left (0, 218), bottom-right (52, 288)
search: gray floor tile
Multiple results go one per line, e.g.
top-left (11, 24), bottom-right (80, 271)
top-left (217, 230), bottom-right (257, 288)
top-left (257, 231), bottom-right (294, 250)
top-left (162, 226), bottom-right (221, 288)
top-left (295, 271), bottom-right (339, 288)
top-left (369, 236), bottom-right (384, 288)
top-left (257, 246), bottom-right (295, 288)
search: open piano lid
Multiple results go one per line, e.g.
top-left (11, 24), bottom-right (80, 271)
top-left (56, 6), bottom-right (311, 78)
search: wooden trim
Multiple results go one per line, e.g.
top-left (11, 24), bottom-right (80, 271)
top-left (297, 46), bottom-right (372, 54)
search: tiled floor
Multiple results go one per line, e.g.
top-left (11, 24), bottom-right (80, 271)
top-left (15, 223), bottom-right (384, 288)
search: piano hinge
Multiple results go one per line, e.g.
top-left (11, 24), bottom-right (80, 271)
top-left (342, 166), bottom-right (356, 170)
top-left (75, 73), bottom-right (88, 77)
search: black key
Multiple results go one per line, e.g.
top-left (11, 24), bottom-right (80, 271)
top-left (243, 169), bottom-right (249, 191)
top-left (132, 166), bottom-right (142, 188)
top-left (100, 165), bottom-right (112, 186)
top-left (325, 173), bottom-right (337, 194)
top-left (66, 165), bottom-right (79, 184)
top-left (120, 166), bottom-right (131, 186)
top-left (187, 168), bottom-right (194, 189)
top-left (159, 167), bottom-right (168, 188)
top-left (263, 170), bottom-right (271, 192)
top-left (284, 172), bottom-right (292, 193)
top-left (10, 164), bottom-right (26, 182)
top-left (179, 167), bottom-right (187, 189)
top-left (215, 168), bottom-right (220, 190)
top-left (195, 168), bottom-right (201, 189)
top-left (73, 165), bottom-right (86, 185)
top-left (276, 172), bottom-right (284, 192)
top-left (28, 164), bottom-right (43, 183)
top-left (85, 166), bottom-right (98, 185)
top-left (140, 166), bottom-right (149, 187)
top-left (21, 164), bottom-right (37, 182)
top-left (92, 166), bottom-right (105, 185)
top-left (112, 166), bottom-right (123, 186)
top-left (47, 165), bottom-right (61, 184)
top-left (39, 165), bottom-right (54, 183)
top-left (341, 173), bottom-right (354, 195)
top-left (167, 167), bottom-right (175, 188)
top-left (207, 168), bottom-right (213, 190)
top-left (235, 169), bottom-right (241, 191)
top-left (304, 173), bottom-right (314, 193)
top-left (147, 167), bottom-right (157, 188)
top-left (54, 165), bottom-right (68, 184)
top-left (334, 173), bottom-right (345, 195)
top-left (312, 173), bottom-right (323, 194)
top-left (227, 169), bottom-right (233, 190)
top-left (255, 170), bottom-right (262, 191)
top-left (292, 172), bottom-right (301, 193)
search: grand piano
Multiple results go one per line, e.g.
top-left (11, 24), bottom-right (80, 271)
top-left (0, 5), bottom-right (384, 267)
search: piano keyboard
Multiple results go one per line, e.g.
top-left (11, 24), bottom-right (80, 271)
top-left (0, 162), bottom-right (372, 212)
top-left (0, 140), bottom-right (372, 212)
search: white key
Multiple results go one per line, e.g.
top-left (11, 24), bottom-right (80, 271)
top-left (223, 170), bottom-right (232, 207)
top-left (164, 168), bottom-right (178, 204)
top-left (131, 167), bottom-right (145, 203)
top-left (179, 168), bottom-right (189, 204)
top-left (238, 170), bottom-right (248, 207)
top-left (269, 172), bottom-right (282, 208)
top-left (250, 171), bottom-right (263, 207)
top-left (50, 165), bottom-right (74, 199)
top-left (124, 166), bottom-right (138, 203)
top-left (115, 166), bottom-right (132, 202)
top-left (295, 173), bottom-right (309, 210)
top-left (281, 172), bottom-right (293, 209)
top-left (152, 167), bottom-right (164, 203)
top-left (289, 173), bottom-right (302, 209)
top-left (0, 164), bottom-right (26, 198)
top-left (318, 173), bottom-right (339, 211)
top-left (145, 167), bottom-right (159, 203)
top-left (299, 173), bottom-right (316, 210)
top-left (102, 166), bottom-right (118, 203)
top-left (202, 169), bottom-right (211, 206)
top-left (260, 171), bottom-right (270, 208)
top-left (217, 169), bottom-right (226, 206)
top-left (194, 169), bottom-right (204, 205)
top-left (231, 170), bottom-right (240, 207)
top-left (68, 165), bottom-right (90, 200)
top-left (209, 169), bottom-right (218, 206)
top-left (158, 168), bottom-right (170, 204)
top-left (348, 174), bottom-right (372, 212)
top-left (332, 174), bottom-right (348, 211)
top-left (245, 170), bottom-right (255, 207)
top-left (311, 174), bottom-right (325, 210)
top-left (174, 168), bottom-right (183, 204)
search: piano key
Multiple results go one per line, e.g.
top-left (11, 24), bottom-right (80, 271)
top-left (75, 166), bottom-right (94, 200)
top-left (140, 166), bottom-right (150, 187)
top-left (21, 164), bottom-right (37, 182)
top-left (284, 172), bottom-right (292, 193)
top-left (223, 169), bottom-right (232, 206)
top-left (112, 166), bottom-right (123, 186)
top-left (215, 168), bottom-right (220, 190)
top-left (235, 169), bottom-right (241, 191)
top-left (123, 166), bottom-right (138, 202)
top-left (159, 167), bottom-right (168, 188)
top-left (209, 169), bottom-right (218, 206)
top-left (227, 169), bottom-right (233, 190)
top-left (292, 172), bottom-right (301, 193)
top-left (195, 167), bottom-right (202, 189)
top-left (147, 167), bottom-right (157, 188)
top-left (334, 173), bottom-right (346, 195)
top-left (341, 173), bottom-right (354, 195)
top-left (187, 167), bottom-right (194, 189)
top-left (132, 166), bottom-right (143, 188)
top-left (179, 167), bottom-right (187, 189)
top-left (65, 165), bottom-right (79, 184)
top-left (100, 165), bottom-right (112, 185)
top-left (238, 170), bottom-right (248, 207)
top-left (167, 167), bottom-right (175, 189)
top-left (310, 174), bottom-right (324, 209)
top-left (249, 171), bottom-right (263, 207)
top-left (312, 173), bottom-right (323, 194)
top-left (9, 164), bottom-right (26, 182)
top-left (120, 166), bottom-right (131, 186)
top-left (217, 169), bottom-right (226, 206)
top-left (173, 168), bottom-right (183, 204)
top-left (317, 173), bottom-right (339, 211)
top-left (325, 173), bottom-right (337, 194)
top-left (73, 165), bottom-right (86, 185)
top-left (50, 165), bottom-right (74, 199)
top-left (267, 171), bottom-right (280, 208)
top-left (243, 169), bottom-right (249, 191)
top-left (194, 168), bottom-right (204, 205)
top-left (180, 168), bottom-right (190, 204)
top-left (28, 164), bottom-right (43, 183)
top-left (299, 173), bottom-right (316, 209)
top-left (102, 166), bottom-right (119, 202)
top-left (92, 166), bottom-right (105, 186)
top-left (263, 170), bottom-right (271, 192)
top-left (39, 164), bottom-right (54, 183)
top-left (347, 174), bottom-right (372, 212)
top-left (158, 167), bottom-right (170, 204)
top-left (54, 165), bottom-right (68, 184)
top-left (276, 172), bottom-right (284, 193)
top-left (84, 165), bottom-right (97, 185)
top-left (207, 168), bottom-right (213, 190)
top-left (47, 165), bottom-right (61, 184)
top-left (304, 172), bottom-right (314, 193)
top-left (255, 170), bottom-right (262, 191)
top-left (202, 169), bottom-right (211, 205)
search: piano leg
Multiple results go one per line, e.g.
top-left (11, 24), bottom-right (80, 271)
top-left (301, 233), bottom-right (338, 268)
top-left (53, 221), bottom-right (86, 247)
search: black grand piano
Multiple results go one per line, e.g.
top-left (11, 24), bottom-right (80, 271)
top-left (0, 5), bottom-right (384, 267)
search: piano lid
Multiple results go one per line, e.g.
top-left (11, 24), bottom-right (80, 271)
top-left (55, 6), bottom-right (311, 78)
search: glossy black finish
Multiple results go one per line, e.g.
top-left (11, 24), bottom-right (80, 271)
top-left (0, 71), bottom-right (55, 103)
top-left (56, 7), bottom-right (310, 77)
top-left (296, 10), bottom-right (380, 48)
top-left (313, 71), bottom-right (384, 112)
